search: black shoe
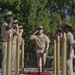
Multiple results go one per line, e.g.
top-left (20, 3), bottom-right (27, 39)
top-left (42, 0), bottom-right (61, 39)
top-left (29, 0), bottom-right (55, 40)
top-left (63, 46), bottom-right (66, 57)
top-left (38, 72), bottom-right (41, 74)
top-left (42, 69), bottom-right (44, 72)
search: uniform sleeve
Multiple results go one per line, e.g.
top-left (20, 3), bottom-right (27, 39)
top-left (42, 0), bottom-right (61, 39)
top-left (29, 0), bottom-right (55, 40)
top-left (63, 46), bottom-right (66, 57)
top-left (20, 37), bottom-right (23, 46)
top-left (67, 33), bottom-right (74, 45)
top-left (30, 35), bottom-right (37, 40)
top-left (45, 35), bottom-right (50, 43)
top-left (1, 24), bottom-right (6, 37)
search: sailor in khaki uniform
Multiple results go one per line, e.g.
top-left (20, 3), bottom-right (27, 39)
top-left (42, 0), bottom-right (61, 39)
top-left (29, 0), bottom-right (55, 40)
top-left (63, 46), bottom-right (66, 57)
top-left (12, 20), bottom-right (19, 75)
top-left (1, 11), bottom-right (14, 75)
top-left (19, 26), bottom-right (24, 68)
top-left (30, 26), bottom-right (50, 74)
top-left (55, 28), bottom-right (63, 56)
top-left (64, 24), bottom-right (74, 75)
top-left (12, 20), bottom-right (23, 75)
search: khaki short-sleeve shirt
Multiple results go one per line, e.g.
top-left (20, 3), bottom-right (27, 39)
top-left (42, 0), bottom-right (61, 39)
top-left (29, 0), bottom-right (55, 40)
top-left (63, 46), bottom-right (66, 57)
top-left (66, 32), bottom-right (74, 53)
top-left (67, 32), bottom-right (74, 45)
top-left (1, 22), bottom-right (8, 41)
top-left (34, 34), bottom-right (50, 53)
top-left (1, 23), bottom-right (14, 41)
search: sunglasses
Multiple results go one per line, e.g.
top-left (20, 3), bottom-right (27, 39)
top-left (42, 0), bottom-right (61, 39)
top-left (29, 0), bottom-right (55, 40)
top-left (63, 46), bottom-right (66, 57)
top-left (13, 22), bottom-right (18, 24)
top-left (19, 27), bottom-right (23, 29)
top-left (38, 28), bottom-right (43, 30)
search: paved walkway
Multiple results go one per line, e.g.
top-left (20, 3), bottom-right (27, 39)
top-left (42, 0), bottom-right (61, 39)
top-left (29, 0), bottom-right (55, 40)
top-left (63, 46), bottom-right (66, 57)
top-left (0, 68), bottom-right (75, 75)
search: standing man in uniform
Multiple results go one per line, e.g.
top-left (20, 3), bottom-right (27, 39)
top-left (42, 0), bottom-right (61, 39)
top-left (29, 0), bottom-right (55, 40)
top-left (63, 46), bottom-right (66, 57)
top-left (64, 24), bottom-right (74, 75)
top-left (12, 20), bottom-right (24, 75)
top-left (19, 25), bottom-right (24, 70)
top-left (55, 28), bottom-right (63, 56)
top-left (1, 11), bottom-right (14, 75)
top-left (30, 26), bottom-right (50, 74)
top-left (12, 20), bottom-right (19, 75)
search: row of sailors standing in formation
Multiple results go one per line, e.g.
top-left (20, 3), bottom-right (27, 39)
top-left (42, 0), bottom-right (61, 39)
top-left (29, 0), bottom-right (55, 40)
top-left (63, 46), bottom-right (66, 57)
top-left (55, 24), bottom-right (74, 75)
top-left (1, 11), bottom-right (24, 75)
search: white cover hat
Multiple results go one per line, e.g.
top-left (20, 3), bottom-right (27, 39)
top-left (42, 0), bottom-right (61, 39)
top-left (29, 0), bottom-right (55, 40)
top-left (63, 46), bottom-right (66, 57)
top-left (4, 11), bottom-right (13, 16)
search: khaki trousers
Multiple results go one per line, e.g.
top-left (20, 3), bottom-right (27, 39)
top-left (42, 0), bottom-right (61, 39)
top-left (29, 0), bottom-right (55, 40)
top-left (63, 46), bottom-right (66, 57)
top-left (67, 49), bottom-right (74, 75)
top-left (36, 52), bottom-right (46, 72)
top-left (2, 42), bottom-right (7, 75)
top-left (2, 42), bottom-right (17, 75)
top-left (11, 44), bottom-right (16, 75)
top-left (11, 44), bottom-right (21, 75)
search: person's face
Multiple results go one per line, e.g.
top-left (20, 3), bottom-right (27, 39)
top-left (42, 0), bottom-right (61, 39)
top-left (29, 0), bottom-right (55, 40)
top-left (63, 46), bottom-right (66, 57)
top-left (12, 23), bottom-right (18, 29)
top-left (12, 24), bottom-right (16, 28)
top-left (38, 28), bottom-right (43, 35)
top-left (58, 32), bottom-right (62, 36)
top-left (6, 15), bottom-right (13, 23)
